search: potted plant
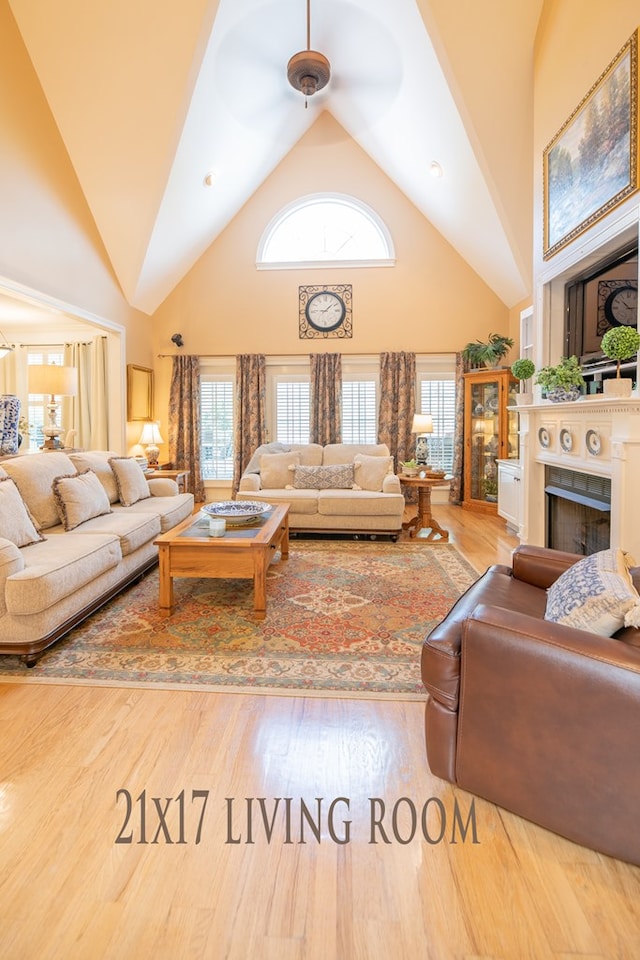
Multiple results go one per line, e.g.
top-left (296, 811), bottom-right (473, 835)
top-left (510, 358), bottom-right (536, 405)
top-left (600, 326), bottom-right (640, 397)
top-left (401, 458), bottom-right (419, 477)
top-left (535, 355), bottom-right (585, 402)
top-left (462, 332), bottom-right (514, 369)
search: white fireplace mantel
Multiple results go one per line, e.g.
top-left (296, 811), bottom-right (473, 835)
top-left (516, 397), bottom-right (640, 558)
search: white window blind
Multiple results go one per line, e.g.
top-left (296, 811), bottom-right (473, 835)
top-left (200, 378), bottom-right (234, 479)
top-left (275, 381), bottom-right (310, 443)
top-left (342, 380), bottom-right (377, 443)
top-left (419, 379), bottom-right (456, 472)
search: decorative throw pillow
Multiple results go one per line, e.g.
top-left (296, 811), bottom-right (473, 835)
top-left (260, 452), bottom-right (301, 488)
top-left (52, 469), bottom-right (113, 531)
top-left (0, 476), bottom-right (45, 547)
top-left (353, 454), bottom-right (394, 492)
top-left (290, 463), bottom-right (355, 490)
top-left (544, 547), bottom-right (640, 637)
top-left (69, 451), bottom-right (120, 503)
top-left (108, 457), bottom-right (151, 507)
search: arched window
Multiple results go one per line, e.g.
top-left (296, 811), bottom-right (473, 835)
top-left (257, 193), bottom-right (395, 269)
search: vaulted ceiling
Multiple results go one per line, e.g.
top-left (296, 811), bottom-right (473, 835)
top-left (8, 0), bottom-right (543, 316)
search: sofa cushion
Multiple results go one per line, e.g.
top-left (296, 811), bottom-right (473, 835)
top-left (260, 452), bottom-right (301, 488)
top-left (2, 451), bottom-right (76, 529)
top-left (112, 493), bottom-right (194, 532)
top-left (323, 443), bottom-right (390, 465)
top-left (52, 469), bottom-right (113, 531)
top-left (0, 477), bottom-right (45, 547)
top-left (109, 457), bottom-right (151, 506)
top-left (69, 451), bottom-right (119, 503)
top-left (353, 453), bottom-right (394, 492)
top-left (6, 534), bottom-right (121, 615)
top-left (544, 548), bottom-right (640, 637)
top-left (236, 489), bottom-right (319, 514)
top-left (67, 510), bottom-right (160, 555)
top-left (291, 463), bottom-right (355, 490)
top-left (318, 489), bottom-right (404, 518)
top-left (244, 442), bottom-right (293, 474)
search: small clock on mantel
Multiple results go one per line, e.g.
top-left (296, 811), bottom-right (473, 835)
top-left (299, 284), bottom-right (353, 339)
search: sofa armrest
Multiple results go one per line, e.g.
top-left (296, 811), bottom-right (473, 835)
top-left (382, 474), bottom-right (401, 494)
top-left (147, 477), bottom-right (179, 497)
top-left (511, 544), bottom-right (582, 589)
top-left (0, 539), bottom-right (25, 616)
top-left (239, 474), bottom-right (261, 492)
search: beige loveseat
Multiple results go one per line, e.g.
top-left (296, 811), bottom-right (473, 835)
top-left (237, 442), bottom-right (405, 537)
top-left (0, 450), bottom-right (194, 665)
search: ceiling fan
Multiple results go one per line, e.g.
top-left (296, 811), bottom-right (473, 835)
top-left (287, 0), bottom-right (331, 106)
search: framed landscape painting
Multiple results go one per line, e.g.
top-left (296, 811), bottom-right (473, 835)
top-left (543, 29), bottom-right (639, 259)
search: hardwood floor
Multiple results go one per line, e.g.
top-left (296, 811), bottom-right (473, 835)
top-left (1, 506), bottom-right (638, 959)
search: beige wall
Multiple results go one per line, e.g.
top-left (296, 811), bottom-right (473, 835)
top-left (0, 0), bottom-right (151, 364)
top-left (533, 1), bottom-right (640, 277)
top-left (151, 112), bottom-right (510, 431)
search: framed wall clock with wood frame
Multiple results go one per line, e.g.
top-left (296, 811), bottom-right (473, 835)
top-left (298, 284), bottom-right (353, 339)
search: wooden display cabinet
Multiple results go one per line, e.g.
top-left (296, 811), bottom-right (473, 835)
top-left (463, 368), bottom-right (518, 513)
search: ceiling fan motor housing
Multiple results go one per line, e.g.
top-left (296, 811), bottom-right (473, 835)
top-left (287, 50), bottom-right (331, 96)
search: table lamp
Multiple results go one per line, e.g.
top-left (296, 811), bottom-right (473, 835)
top-left (411, 413), bottom-right (434, 466)
top-left (28, 364), bottom-right (78, 449)
top-left (139, 421), bottom-right (164, 466)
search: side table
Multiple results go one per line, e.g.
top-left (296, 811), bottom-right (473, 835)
top-left (147, 468), bottom-right (190, 494)
top-left (398, 473), bottom-right (452, 541)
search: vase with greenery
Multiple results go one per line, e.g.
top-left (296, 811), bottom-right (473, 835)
top-left (535, 355), bottom-right (585, 402)
top-left (462, 332), bottom-right (514, 369)
top-left (600, 326), bottom-right (640, 397)
top-left (510, 358), bottom-right (536, 405)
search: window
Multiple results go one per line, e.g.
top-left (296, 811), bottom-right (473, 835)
top-left (27, 348), bottom-right (64, 451)
top-left (257, 193), bottom-right (395, 268)
top-left (200, 377), bottom-right (234, 480)
top-left (418, 376), bottom-right (456, 472)
top-left (275, 380), bottom-right (310, 443)
top-left (342, 378), bottom-right (377, 444)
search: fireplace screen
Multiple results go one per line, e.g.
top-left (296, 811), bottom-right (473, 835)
top-left (546, 466), bottom-right (611, 556)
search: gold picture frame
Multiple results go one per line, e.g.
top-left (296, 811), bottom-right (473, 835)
top-left (543, 29), bottom-right (639, 259)
top-left (127, 364), bottom-right (154, 421)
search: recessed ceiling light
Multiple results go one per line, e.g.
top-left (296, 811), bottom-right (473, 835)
top-left (429, 161), bottom-right (443, 178)
top-left (203, 171), bottom-right (217, 187)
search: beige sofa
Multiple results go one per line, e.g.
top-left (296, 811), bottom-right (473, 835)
top-left (237, 442), bottom-right (405, 537)
top-left (0, 450), bottom-right (194, 665)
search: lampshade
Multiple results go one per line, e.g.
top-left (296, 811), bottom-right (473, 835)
top-left (411, 413), bottom-right (434, 434)
top-left (29, 364), bottom-right (78, 397)
top-left (139, 422), bottom-right (164, 445)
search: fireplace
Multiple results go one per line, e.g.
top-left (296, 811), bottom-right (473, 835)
top-left (545, 466), bottom-right (610, 555)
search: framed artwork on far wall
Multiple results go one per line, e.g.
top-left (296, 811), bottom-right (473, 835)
top-left (127, 364), bottom-right (154, 421)
top-left (543, 29), bottom-right (639, 260)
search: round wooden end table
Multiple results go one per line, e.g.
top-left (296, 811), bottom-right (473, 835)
top-left (398, 473), bottom-right (453, 541)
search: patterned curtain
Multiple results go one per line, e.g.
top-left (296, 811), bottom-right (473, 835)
top-left (233, 354), bottom-right (267, 495)
top-left (169, 355), bottom-right (205, 502)
top-left (377, 351), bottom-right (416, 470)
top-left (448, 351), bottom-right (467, 504)
top-left (310, 353), bottom-right (342, 445)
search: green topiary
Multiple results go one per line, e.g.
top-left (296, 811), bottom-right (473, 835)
top-left (510, 358), bottom-right (535, 381)
top-left (600, 326), bottom-right (640, 377)
top-left (535, 356), bottom-right (585, 397)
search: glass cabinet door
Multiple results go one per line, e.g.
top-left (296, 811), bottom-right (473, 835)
top-left (469, 380), bottom-right (500, 502)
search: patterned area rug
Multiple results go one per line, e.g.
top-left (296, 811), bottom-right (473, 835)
top-left (0, 542), bottom-right (478, 700)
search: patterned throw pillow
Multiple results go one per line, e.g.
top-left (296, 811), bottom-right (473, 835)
top-left (544, 547), bottom-right (640, 637)
top-left (290, 464), bottom-right (355, 490)
top-left (52, 469), bottom-right (113, 531)
top-left (0, 476), bottom-right (45, 547)
top-left (108, 457), bottom-right (151, 507)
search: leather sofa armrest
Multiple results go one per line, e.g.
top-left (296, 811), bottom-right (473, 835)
top-left (511, 544), bottom-right (582, 589)
top-left (239, 474), bottom-right (261, 492)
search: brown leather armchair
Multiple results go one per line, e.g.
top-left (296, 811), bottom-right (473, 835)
top-left (421, 544), bottom-right (640, 865)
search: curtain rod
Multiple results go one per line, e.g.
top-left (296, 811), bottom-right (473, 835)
top-left (157, 351), bottom-right (451, 359)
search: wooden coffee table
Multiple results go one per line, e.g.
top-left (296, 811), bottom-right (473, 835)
top-left (154, 504), bottom-right (289, 619)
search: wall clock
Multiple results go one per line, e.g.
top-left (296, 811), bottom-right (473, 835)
top-left (597, 279), bottom-right (638, 334)
top-left (299, 284), bottom-right (353, 339)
